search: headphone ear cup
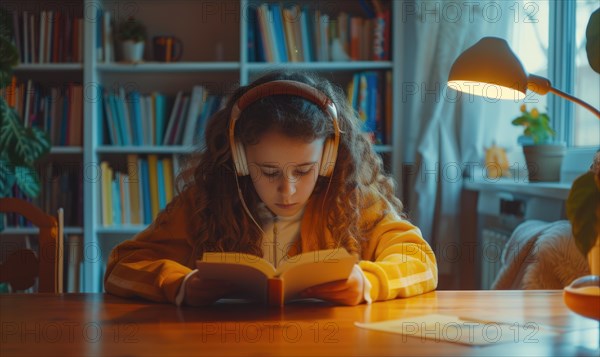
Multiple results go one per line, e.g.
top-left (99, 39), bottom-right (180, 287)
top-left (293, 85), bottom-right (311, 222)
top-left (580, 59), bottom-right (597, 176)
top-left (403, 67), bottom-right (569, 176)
top-left (319, 138), bottom-right (336, 177)
top-left (234, 140), bottom-right (249, 176)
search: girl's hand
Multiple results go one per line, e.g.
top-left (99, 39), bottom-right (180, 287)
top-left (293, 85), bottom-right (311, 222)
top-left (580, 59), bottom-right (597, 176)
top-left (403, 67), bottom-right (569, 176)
top-left (299, 265), bottom-right (365, 306)
top-left (184, 271), bottom-right (236, 306)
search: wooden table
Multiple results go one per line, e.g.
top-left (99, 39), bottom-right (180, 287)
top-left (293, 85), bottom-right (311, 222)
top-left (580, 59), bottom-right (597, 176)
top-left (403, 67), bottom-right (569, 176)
top-left (1, 290), bottom-right (598, 356)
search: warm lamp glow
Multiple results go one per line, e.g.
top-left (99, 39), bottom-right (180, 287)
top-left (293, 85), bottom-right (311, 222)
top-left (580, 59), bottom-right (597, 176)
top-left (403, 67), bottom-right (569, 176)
top-left (448, 37), bottom-right (600, 118)
top-left (448, 37), bottom-right (528, 100)
top-left (447, 80), bottom-right (525, 100)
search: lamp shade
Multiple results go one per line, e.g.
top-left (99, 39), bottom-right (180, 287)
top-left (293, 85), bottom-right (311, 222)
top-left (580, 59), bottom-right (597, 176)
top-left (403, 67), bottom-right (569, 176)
top-left (448, 37), bottom-right (528, 100)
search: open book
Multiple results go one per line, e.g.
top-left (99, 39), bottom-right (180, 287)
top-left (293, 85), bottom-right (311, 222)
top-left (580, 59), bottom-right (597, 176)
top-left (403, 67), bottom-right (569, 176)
top-left (196, 248), bottom-right (357, 306)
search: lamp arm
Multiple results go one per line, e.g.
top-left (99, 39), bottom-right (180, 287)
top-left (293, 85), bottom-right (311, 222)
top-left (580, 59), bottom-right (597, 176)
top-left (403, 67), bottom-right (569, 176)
top-left (547, 86), bottom-right (600, 119)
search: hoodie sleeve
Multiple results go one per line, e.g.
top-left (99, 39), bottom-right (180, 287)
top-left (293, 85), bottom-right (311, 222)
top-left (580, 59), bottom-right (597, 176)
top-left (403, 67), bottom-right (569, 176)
top-left (358, 201), bottom-right (438, 301)
top-left (104, 190), bottom-right (196, 303)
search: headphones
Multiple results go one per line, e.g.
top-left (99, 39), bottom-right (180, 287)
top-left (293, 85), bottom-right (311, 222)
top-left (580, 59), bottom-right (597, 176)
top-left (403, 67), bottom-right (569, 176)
top-left (229, 80), bottom-right (340, 177)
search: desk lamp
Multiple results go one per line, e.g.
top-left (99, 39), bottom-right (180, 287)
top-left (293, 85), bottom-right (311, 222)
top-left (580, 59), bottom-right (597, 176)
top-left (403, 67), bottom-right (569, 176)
top-left (447, 37), bottom-right (600, 118)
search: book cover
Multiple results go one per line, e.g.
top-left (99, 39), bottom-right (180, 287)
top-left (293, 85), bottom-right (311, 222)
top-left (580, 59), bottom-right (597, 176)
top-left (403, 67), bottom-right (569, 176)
top-left (162, 157), bottom-right (174, 204)
top-left (139, 157), bottom-right (151, 225)
top-left (100, 161), bottom-right (111, 226)
top-left (147, 154), bottom-right (160, 219)
top-left (133, 91), bottom-right (144, 146)
top-left (196, 248), bottom-right (357, 306)
top-left (127, 154), bottom-right (141, 225)
top-left (154, 93), bottom-right (167, 145)
top-left (181, 86), bottom-right (205, 146)
top-left (156, 158), bottom-right (166, 211)
top-left (256, 4), bottom-right (273, 62)
top-left (173, 96), bottom-right (190, 145)
top-left (246, 5), bottom-right (256, 62)
top-left (271, 4), bottom-right (288, 62)
top-left (282, 7), bottom-right (297, 62)
top-left (118, 87), bottom-right (132, 146)
top-left (102, 90), bottom-right (119, 145)
top-left (66, 234), bottom-right (82, 293)
top-left (69, 84), bottom-right (83, 146)
top-left (163, 91), bottom-right (183, 145)
top-left (111, 174), bottom-right (121, 225)
top-left (299, 7), bottom-right (312, 62)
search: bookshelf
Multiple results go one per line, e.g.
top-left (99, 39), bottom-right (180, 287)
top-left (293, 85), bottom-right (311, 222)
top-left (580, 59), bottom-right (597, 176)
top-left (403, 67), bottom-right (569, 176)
top-left (3, 0), bottom-right (403, 292)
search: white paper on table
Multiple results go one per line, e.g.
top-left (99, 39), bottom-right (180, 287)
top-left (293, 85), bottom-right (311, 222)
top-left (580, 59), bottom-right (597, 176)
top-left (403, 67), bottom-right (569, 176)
top-left (355, 314), bottom-right (558, 346)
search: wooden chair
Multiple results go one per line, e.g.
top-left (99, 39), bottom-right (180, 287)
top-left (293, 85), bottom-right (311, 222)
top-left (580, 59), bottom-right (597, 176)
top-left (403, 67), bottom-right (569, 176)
top-left (0, 198), bottom-right (64, 293)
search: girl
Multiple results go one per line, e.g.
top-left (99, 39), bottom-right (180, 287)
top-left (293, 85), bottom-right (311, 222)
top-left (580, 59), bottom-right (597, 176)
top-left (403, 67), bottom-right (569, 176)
top-left (104, 71), bottom-right (438, 306)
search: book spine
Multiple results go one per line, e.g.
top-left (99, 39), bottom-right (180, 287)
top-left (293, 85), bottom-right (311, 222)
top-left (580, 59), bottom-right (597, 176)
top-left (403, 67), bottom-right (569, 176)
top-left (147, 154), bottom-right (160, 219)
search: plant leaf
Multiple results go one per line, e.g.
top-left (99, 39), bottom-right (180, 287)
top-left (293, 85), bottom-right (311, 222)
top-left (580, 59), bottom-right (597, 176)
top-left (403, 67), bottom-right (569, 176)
top-left (14, 165), bottom-right (40, 198)
top-left (512, 117), bottom-right (526, 125)
top-left (0, 158), bottom-right (16, 197)
top-left (0, 98), bottom-right (50, 167)
top-left (566, 171), bottom-right (600, 257)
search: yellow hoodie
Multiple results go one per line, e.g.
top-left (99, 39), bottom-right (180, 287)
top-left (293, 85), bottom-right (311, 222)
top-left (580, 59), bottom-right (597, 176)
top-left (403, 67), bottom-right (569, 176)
top-left (104, 188), bottom-right (438, 304)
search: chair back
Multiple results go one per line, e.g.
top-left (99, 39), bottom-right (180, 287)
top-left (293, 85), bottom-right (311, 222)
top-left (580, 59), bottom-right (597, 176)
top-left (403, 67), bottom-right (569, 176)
top-left (0, 198), bottom-right (64, 293)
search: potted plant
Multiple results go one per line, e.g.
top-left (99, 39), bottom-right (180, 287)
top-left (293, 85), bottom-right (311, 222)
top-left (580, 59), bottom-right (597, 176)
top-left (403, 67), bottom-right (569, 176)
top-left (117, 17), bottom-right (147, 63)
top-left (567, 8), bottom-right (600, 278)
top-left (512, 104), bottom-right (565, 181)
top-left (0, 9), bottom-right (50, 203)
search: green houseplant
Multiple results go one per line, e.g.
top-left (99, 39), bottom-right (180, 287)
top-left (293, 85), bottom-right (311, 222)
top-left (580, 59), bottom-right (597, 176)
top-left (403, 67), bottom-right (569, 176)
top-left (567, 7), bottom-right (600, 277)
top-left (511, 104), bottom-right (565, 182)
top-left (512, 105), bottom-right (555, 144)
top-left (117, 17), bottom-right (147, 63)
top-left (0, 8), bottom-right (50, 200)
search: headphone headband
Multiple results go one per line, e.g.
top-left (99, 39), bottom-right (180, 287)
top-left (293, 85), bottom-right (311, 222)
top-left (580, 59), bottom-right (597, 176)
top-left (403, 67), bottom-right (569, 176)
top-left (236, 80), bottom-right (332, 112)
top-left (229, 79), bottom-right (340, 177)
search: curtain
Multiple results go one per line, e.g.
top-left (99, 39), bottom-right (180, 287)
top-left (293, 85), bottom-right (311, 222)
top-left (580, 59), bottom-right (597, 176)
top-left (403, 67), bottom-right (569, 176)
top-left (398, 1), bottom-right (513, 275)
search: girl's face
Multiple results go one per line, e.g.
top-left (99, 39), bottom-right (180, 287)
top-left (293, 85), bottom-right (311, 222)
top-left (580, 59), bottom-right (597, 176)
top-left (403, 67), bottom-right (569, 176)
top-left (245, 130), bottom-right (325, 217)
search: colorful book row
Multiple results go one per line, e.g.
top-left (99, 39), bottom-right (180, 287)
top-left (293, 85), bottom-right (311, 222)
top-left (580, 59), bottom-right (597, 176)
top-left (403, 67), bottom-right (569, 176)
top-left (102, 86), bottom-right (223, 147)
top-left (1, 77), bottom-right (83, 146)
top-left (347, 71), bottom-right (392, 145)
top-left (247, 3), bottom-right (391, 62)
top-left (100, 155), bottom-right (181, 227)
top-left (8, 8), bottom-right (84, 64)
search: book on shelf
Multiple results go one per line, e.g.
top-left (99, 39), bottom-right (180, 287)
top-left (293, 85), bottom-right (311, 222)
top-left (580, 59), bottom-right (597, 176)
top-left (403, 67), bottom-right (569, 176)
top-left (100, 161), bottom-right (113, 226)
top-left (65, 234), bottom-right (83, 293)
top-left (181, 86), bottom-right (206, 146)
top-left (139, 158), bottom-right (152, 225)
top-left (99, 155), bottom-right (181, 226)
top-left (249, 2), bottom-right (391, 63)
top-left (101, 86), bottom-right (221, 147)
top-left (196, 248), bottom-right (357, 306)
top-left (126, 154), bottom-right (142, 225)
top-left (1, 78), bottom-right (83, 146)
top-left (346, 71), bottom-right (389, 145)
top-left (10, 8), bottom-right (83, 64)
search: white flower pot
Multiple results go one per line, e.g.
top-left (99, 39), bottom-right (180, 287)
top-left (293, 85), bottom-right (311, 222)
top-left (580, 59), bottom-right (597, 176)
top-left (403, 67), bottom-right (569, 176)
top-left (121, 40), bottom-right (144, 63)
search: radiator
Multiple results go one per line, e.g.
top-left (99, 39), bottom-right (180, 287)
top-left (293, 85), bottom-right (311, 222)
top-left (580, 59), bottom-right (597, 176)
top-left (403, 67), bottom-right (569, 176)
top-left (480, 228), bottom-right (511, 290)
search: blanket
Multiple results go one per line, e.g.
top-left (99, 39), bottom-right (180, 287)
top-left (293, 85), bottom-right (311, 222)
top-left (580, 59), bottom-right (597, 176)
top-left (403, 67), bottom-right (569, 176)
top-left (492, 220), bottom-right (589, 290)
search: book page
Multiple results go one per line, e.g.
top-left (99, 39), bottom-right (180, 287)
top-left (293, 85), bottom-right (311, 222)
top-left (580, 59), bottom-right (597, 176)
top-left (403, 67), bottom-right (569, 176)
top-left (276, 248), bottom-right (357, 301)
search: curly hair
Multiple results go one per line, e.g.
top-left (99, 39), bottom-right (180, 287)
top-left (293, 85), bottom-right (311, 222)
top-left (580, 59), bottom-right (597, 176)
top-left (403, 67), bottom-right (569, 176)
top-left (176, 71), bottom-right (404, 258)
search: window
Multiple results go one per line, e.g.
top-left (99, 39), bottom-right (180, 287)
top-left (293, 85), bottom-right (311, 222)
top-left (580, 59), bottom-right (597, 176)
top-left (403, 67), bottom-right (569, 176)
top-left (509, 0), bottom-right (549, 120)
top-left (510, 0), bottom-right (598, 147)
top-left (574, 1), bottom-right (600, 147)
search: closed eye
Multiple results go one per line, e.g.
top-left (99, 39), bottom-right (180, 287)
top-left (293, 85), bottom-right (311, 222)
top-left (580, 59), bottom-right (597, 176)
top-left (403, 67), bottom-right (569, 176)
top-left (294, 168), bottom-right (314, 176)
top-left (262, 170), bottom-right (280, 178)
